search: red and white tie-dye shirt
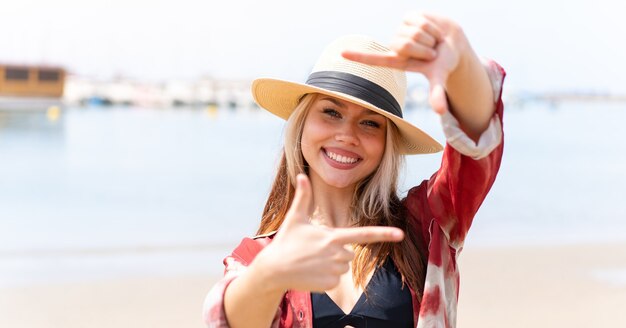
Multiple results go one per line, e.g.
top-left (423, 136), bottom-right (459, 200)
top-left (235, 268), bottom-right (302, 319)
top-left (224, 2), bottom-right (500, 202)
top-left (203, 60), bottom-right (506, 328)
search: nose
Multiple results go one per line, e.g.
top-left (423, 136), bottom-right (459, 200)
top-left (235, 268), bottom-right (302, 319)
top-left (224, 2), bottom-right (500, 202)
top-left (334, 122), bottom-right (359, 146)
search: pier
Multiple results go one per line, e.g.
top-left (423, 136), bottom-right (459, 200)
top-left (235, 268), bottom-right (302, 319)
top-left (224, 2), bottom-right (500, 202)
top-left (63, 75), bottom-right (255, 109)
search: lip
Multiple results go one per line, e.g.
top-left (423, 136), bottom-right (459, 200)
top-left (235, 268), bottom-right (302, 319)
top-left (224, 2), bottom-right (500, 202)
top-left (321, 147), bottom-right (362, 170)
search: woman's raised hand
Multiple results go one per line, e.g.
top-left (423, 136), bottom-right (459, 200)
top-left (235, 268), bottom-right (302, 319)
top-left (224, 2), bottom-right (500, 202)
top-left (252, 174), bottom-right (404, 293)
top-left (342, 12), bottom-right (472, 115)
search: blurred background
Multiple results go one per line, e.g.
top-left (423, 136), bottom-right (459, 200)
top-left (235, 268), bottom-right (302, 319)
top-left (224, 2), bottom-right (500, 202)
top-left (1, 0), bottom-right (625, 327)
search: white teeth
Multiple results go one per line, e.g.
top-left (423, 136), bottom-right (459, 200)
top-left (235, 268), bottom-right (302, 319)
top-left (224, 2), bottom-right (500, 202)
top-left (326, 150), bottom-right (358, 164)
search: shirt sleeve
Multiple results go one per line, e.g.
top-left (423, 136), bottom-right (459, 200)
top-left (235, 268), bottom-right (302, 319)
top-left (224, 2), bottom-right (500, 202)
top-left (440, 58), bottom-right (505, 160)
top-left (202, 259), bottom-right (243, 328)
top-left (404, 59), bottom-right (506, 251)
top-left (202, 236), bottom-right (281, 328)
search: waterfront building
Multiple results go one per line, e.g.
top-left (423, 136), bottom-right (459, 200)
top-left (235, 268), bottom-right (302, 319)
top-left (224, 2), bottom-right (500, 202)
top-left (0, 64), bottom-right (65, 110)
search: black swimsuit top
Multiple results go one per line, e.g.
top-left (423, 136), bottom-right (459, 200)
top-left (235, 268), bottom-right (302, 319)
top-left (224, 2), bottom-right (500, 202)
top-left (311, 259), bottom-right (414, 328)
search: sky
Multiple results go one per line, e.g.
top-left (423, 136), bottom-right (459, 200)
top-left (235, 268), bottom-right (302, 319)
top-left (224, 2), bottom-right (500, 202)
top-left (2, 0), bottom-right (625, 93)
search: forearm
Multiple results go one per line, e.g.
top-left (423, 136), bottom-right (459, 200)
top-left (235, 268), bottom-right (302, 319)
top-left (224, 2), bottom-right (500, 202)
top-left (427, 61), bottom-right (505, 249)
top-left (445, 43), bottom-right (495, 141)
top-left (223, 260), bottom-right (285, 328)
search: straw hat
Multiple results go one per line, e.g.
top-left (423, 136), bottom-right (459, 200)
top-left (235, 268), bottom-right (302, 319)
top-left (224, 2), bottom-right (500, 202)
top-left (252, 35), bottom-right (443, 155)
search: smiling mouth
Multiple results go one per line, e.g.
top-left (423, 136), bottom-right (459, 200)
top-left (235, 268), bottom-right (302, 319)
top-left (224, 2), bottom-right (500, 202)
top-left (323, 149), bottom-right (361, 164)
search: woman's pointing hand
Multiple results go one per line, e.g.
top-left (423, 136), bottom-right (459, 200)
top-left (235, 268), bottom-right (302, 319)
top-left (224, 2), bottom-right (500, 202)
top-left (252, 174), bottom-right (404, 293)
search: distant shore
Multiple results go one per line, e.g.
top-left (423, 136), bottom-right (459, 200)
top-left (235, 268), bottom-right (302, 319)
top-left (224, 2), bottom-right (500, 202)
top-left (2, 242), bottom-right (625, 328)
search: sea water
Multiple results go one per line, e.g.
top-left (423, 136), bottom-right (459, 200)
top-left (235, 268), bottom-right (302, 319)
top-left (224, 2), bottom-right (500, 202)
top-left (1, 103), bottom-right (625, 286)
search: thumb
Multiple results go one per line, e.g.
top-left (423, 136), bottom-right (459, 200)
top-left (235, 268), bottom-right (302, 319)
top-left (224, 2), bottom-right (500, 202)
top-left (428, 76), bottom-right (449, 115)
top-left (282, 174), bottom-right (314, 228)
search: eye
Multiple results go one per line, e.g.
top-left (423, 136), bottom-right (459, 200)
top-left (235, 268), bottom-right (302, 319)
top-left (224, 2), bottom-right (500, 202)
top-left (323, 108), bottom-right (341, 118)
top-left (361, 120), bottom-right (381, 128)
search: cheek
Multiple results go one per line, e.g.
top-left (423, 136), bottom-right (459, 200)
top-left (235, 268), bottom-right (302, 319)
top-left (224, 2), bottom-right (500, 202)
top-left (300, 121), bottom-right (319, 160)
top-left (366, 132), bottom-right (386, 162)
top-left (301, 122), bottom-right (313, 146)
top-left (373, 144), bottom-right (385, 166)
top-left (301, 116), bottom-right (327, 148)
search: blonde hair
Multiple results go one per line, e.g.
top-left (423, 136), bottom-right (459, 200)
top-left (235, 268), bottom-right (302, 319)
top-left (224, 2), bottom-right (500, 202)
top-left (258, 93), bottom-right (426, 299)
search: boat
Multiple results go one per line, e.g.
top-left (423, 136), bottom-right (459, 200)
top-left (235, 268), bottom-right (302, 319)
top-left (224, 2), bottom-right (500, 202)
top-left (0, 64), bottom-right (65, 111)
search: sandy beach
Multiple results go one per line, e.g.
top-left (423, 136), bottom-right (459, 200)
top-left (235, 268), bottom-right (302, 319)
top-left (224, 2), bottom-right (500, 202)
top-left (457, 242), bottom-right (626, 327)
top-left (1, 243), bottom-right (625, 328)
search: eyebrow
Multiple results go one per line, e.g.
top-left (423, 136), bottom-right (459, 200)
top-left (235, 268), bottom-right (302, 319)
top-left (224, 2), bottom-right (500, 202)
top-left (319, 97), bottom-right (382, 117)
top-left (364, 110), bottom-right (384, 117)
top-left (320, 97), bottom-right (346, 108)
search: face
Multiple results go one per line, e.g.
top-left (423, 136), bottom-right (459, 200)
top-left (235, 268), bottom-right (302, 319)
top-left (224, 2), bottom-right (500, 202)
top-left (301, 95), bottom-right (387, 191)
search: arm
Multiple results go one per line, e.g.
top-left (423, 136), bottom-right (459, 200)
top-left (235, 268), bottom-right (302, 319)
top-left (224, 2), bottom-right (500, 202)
top-left (342, 12), bottom-right (505, 248)
top-left (223, 245), bottom-right (285, 328)
top-left (444, 42), bottom-right (495, 140)
top-left (406, 60), bottom-right (505, 250)
top-left (202, 237), bottom-right (283, 328)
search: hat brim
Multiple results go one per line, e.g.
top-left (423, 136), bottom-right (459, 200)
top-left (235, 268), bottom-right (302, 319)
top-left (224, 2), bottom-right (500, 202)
top-left (252, 78), bottom-right (443, 155)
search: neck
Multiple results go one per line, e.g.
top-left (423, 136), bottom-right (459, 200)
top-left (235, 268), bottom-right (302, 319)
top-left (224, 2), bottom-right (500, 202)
top-left (309, 176), bottom-right (356, 228)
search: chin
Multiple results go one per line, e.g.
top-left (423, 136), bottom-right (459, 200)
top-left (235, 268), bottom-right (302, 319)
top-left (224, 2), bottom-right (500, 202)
top-left (318, 173), bottom-right (361, 190)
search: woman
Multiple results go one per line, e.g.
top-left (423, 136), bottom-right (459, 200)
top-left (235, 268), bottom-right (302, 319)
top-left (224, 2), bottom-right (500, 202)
top-left (204, 12), bottom-right (505, 328)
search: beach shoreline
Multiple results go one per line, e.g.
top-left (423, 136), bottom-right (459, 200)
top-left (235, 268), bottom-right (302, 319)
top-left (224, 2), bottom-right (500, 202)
top-left (2, 242), bottom-right (625, 328)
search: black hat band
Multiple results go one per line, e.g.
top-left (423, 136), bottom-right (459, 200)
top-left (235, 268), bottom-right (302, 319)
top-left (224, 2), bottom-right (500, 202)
top-left (306, 71), bottom-right (403, 118)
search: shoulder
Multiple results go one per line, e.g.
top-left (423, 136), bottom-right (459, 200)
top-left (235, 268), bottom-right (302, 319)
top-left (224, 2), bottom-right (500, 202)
top-left (401, 179), bottom-right (430, 211)
top-left (253, 230), bottom-right (278, 240)
top-left (230, 231), bottom-right (277, 265)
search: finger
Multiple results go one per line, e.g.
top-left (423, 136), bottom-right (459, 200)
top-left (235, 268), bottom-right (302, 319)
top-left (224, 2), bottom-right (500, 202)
top-left (343, 49), bottom-right (433, 74)
top-left (390, 38), bottom-right (437, 61)
top-left (397, 23), bottom-right (437, 48)
top-left (402, 59), bottom-right (430, 73)
top-left (334, 246), bottom-right (355, 262)
top-left (342, 50), bottom-right (411, 70)
top-left (283, 174), bottom-right (313, 226)
top-left (332, 226), bottom-right (404, 245)
top-left (420, 12), bottom-right (452, 32)
top-left (403, 12), bottom-right (444, 42)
